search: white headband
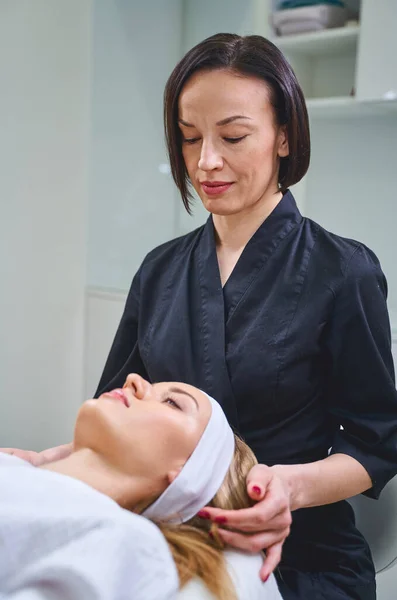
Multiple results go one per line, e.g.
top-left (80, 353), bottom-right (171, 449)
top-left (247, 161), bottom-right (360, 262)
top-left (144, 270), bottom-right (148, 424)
top-left (143, 393), bottom-right (235, 524)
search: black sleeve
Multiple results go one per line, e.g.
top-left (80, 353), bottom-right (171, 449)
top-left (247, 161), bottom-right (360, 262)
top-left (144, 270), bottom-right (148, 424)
top-left (325, 244), bottom-right (397, 499)
top-left (95, 265), bottom-right (149, 397)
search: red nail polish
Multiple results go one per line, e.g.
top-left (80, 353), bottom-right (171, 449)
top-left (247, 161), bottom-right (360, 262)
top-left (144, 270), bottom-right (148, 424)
top-left (215, 516), bottom-right (227, 524)
top-left (197, 510), bottom-right (210, 519)
top-left (252, 485), bottom-right (262, 495)
top-left (262, 575), bottom-right (269, 583)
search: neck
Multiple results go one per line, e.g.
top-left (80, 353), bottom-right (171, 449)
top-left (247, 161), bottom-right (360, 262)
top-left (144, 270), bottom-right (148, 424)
top-left (41, 449), bottom-right (159, 511)
top-left (213, 187), bottom-right (283, 251)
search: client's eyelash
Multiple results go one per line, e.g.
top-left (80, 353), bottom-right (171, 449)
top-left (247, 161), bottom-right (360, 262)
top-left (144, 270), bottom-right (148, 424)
top-left (164, 397), bottom-right (182, 410)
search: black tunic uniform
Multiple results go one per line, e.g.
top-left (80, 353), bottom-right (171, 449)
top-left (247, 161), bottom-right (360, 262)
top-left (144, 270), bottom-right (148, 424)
top-left (96, 191), bottom-right (397, 600)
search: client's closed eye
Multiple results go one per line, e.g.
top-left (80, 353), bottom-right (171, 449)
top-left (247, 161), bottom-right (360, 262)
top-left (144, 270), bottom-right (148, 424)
top-left (157, 385), bottom-right (200, 412)
top-left (164, 397), bottom-right (182, 410)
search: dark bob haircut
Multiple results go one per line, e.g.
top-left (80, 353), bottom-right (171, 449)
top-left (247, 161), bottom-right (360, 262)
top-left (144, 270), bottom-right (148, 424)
top-left (164, 33), bottom-right (311, 214)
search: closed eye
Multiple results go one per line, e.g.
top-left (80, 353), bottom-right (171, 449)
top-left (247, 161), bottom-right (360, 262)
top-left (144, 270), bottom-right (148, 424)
top-left (163, 397), bottom-right (182, 410)
top-left (182, 136), bottom-right (247, 145)
top-left (224, 136), bottom-right (247, 144)
top-left (182, 137), bottom-right (200, 145)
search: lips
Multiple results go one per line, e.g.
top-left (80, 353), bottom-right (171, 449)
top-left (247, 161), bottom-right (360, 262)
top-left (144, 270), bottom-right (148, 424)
top-left (103, 389), bottom-right (130, 407)
top-left (201, 181), bottom-right (233, 196)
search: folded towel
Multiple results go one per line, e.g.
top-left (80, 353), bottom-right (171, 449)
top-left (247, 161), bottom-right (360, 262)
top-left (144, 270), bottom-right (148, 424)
top-left (271, 4), bottom-right (348, 36)
top-left (278, 1), bottom-right (345, 9)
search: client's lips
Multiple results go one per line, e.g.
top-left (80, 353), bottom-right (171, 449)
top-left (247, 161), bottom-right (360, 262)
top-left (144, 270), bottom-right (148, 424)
top-left (103, 389), bottom-right (130, 407)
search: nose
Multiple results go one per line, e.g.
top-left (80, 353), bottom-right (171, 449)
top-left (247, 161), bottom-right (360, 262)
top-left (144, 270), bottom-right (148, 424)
top-left (198, 140), bottom-right (223, 172)
top-left (123, 373), bottom-right (151, 400)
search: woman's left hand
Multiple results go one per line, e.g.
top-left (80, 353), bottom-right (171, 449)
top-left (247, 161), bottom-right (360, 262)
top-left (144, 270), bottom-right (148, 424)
top-left (200, 464), bottom-right (292, 581)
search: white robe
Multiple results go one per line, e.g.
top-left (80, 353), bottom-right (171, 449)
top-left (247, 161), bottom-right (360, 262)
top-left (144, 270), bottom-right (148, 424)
top-left (0, 454), bottom-right (179, 600)
top-left (0, 454), bottom-right (283, 600)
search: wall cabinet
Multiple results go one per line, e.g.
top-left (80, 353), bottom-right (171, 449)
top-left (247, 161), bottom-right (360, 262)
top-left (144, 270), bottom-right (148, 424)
top-left (268, 0), bottom-right (397, 117)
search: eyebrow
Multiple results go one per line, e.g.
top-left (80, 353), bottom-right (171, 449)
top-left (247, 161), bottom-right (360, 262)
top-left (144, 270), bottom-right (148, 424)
top-left (168, 386), bottom-right (199, 410)
top-left (178, 115), bottom-right (252, 128)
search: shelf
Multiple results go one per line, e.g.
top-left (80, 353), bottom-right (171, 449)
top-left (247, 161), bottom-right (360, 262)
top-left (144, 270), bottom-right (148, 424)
top-left (306, 96), bottom-right (397, 119)
top-left (272, 25), bottom-right (359, 57)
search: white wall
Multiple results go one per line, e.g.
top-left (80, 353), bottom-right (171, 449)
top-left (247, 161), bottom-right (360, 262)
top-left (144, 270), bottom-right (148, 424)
top-left (182, 0), bottom-right (270, 54)
top-left (0, 0), bottom-right (91, 450)
top-left (88, 0), bottom-right (183, 291)
top-left (305, 116), bottom-right (397, 328)
top-left (85, 289), bottom-right (125, 398)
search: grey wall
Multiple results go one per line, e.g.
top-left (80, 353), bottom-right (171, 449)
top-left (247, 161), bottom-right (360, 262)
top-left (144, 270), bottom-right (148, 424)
top-left (305, 116), bottom-right (397, 328)
top-left (88, 0), bottom-right (183, 290)
top-left (182, 0), bottom-right (267, 53)
top-left (0, 0), bottom-right (90, 449)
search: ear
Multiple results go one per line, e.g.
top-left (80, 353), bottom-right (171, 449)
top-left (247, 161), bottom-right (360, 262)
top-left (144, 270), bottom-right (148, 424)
top-left (277, 125), bottom-right (289, 158)
top-left (167, 466), bottom-right (183, 485)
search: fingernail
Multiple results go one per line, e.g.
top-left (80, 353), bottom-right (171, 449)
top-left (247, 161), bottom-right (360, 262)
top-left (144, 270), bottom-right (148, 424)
top-left (252, 485), bottom-right (262, 495)
top-left (197, 510), bottom-right (210, 519)
top-left (214, 516), bottom-right (227, 524)
top-left (262, 575), bottom-right (269, 583)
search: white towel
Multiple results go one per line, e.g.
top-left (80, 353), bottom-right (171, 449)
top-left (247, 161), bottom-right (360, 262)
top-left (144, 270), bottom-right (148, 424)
top-left (0, 454), bottom-right (179, 600)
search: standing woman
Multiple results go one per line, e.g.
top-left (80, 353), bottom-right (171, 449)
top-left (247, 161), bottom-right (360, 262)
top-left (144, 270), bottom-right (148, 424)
top-left (7, 34), bottom-right (397, 599)
top-left (93, 33), bottom-right (397, 599)
top-left (95, 33), bottom-right (397, 599)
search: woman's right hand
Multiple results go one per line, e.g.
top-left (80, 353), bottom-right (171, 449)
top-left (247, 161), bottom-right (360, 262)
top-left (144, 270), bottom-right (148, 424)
top-left (0, 442), bottom-right (73, 466)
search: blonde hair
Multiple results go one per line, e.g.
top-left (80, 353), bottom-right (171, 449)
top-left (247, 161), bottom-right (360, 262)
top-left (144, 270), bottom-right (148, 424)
top-left (155, 435), bottom-right (258, 600)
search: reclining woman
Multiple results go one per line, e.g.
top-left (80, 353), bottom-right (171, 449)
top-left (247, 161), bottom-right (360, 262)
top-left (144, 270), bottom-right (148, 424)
top-left (0, 374), bottom-right (281, 600)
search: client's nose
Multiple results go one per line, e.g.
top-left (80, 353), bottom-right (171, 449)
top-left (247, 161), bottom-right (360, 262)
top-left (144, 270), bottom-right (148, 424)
top-left (123, 373), bottom-right (151, 400)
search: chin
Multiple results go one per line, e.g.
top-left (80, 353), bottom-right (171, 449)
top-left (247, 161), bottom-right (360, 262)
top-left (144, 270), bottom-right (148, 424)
top-left (74, 399), bottom-right (117, 451)
top-left (201, 196), bottom-right (244, 216)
